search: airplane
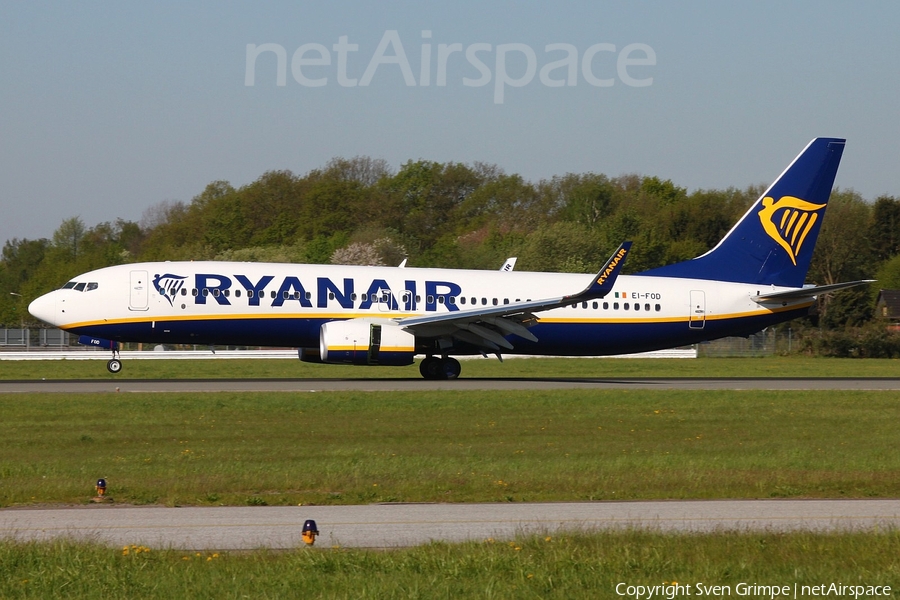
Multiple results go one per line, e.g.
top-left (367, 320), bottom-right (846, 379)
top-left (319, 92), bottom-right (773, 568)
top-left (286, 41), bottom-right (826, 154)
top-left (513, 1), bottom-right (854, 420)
top-left (28, 137), bottom-right (871, 379)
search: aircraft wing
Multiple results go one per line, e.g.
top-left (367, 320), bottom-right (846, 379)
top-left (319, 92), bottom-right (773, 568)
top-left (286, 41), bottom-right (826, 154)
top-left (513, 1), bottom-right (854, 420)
top-left (751, 280), bottom-right (874, 303)
top-left (396, 242), bottom-right (631, 352)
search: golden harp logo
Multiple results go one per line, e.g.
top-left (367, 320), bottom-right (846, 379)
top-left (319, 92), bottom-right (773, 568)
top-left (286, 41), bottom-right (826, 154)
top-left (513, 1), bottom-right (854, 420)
top-left (757, 196), bottom-right (826, 266)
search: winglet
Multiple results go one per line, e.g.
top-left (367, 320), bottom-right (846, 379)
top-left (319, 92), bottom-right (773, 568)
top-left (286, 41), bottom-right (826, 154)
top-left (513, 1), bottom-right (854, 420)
top-left (565, 241), bottom-right (632, 302)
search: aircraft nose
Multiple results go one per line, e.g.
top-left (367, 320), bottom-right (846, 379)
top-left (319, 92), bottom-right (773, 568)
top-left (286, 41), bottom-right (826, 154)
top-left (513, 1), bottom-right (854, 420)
top-left (28, 292), bottom-right (58, 325)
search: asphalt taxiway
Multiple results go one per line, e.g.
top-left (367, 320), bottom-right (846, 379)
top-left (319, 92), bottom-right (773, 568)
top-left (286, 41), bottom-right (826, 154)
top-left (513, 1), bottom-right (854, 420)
top-left (2, 377), bottom-right (900, 393)
top-left (2, 500), bottom-right (899, 550)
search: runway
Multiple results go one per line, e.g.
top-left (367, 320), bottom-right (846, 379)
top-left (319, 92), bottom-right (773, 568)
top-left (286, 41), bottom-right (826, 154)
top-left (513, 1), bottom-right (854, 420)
top-left (1, 377), bottom-right (900, 393)
top-left (2, 500), bottom-right (899, 550)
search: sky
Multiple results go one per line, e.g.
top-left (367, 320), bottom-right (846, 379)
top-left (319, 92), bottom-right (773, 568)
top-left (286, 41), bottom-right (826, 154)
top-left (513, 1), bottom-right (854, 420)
top-left (1, 1), bottom-right (898, 247)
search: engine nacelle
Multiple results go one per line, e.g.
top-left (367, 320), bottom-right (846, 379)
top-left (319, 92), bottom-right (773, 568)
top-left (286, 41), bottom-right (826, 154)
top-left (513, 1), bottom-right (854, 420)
top-left (319, 319), bottom-right (415, 366)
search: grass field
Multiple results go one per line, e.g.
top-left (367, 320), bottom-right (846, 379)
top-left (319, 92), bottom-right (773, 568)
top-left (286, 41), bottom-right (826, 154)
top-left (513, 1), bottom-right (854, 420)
top-left (3, 359), bottom-right (900, 596)
top-left (3, 531), bottom-right (898, 599)
top-left (1, 355), bottom-right (900, 380)
top-left (2, 388), bottom-right (899, 506)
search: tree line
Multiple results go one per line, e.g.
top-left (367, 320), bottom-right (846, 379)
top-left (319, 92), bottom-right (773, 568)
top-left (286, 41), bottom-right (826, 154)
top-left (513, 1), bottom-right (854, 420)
top-left (3, 155), bottom-right (900, 341)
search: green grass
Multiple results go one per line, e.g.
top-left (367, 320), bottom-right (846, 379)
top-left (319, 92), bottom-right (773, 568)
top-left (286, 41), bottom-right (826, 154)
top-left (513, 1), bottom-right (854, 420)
top-left (2, 390), bottom-right (900, 506)
top-left (3, 531), bottom-right (899, 599)
top-left (1, 355), bottom-right (900, 380)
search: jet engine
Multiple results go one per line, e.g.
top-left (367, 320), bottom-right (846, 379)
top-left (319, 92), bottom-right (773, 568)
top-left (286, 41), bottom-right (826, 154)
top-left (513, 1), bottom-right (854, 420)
top-left (319, 319), bottom-right (415, 366)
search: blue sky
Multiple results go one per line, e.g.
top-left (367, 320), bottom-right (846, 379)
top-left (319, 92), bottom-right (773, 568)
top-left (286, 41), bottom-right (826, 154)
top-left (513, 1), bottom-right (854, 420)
top-left (1, 1), bottom-right (898, 247)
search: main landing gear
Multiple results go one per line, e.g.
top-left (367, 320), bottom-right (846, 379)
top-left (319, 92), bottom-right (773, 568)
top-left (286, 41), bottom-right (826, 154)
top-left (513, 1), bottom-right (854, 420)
top-left (419, 356), bottom-right (462, 380)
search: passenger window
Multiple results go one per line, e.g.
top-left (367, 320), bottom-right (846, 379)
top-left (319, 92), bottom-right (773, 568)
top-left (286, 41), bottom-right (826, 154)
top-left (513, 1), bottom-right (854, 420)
top-left (438, 296), bottom-right (445, 304)
top-left (603, 302), bottom-right (609, 310)
top-left (271, 290), bottom-right (276, 299)
top-left (283, 291), bottom-right (289, 299)
top-left (645, 303), bottom-right (650, 311)
top-left (247, 290), bottom-right (254, 298)
top-left (449, 296), bottom-right (456, 305)
top-left (582, 301), bottom-right (587, 309)
top-left (481, 298), bottom-right (487, 306)
top-left (329, 292), bottom-right (335, 300)
top-left (74, 282), bottom-right (86, 291)
top-left (592, 302), bottom-right (598, 309)
top-left (235, 290), bottom-right (241, 298)
top-left (634, 303), bottom-right (640, 311)
top-left (306, 292), bottom-right (311, 300)
top-left (213, 289), bottom-right (221, 297)
top-left (181, 288), bottom-right (187, 296)
top-left (624, 303), bottom-right (629, 310)
top-left (613, 302), bottom-right (619, 310)
top-left (655, 304), bottom-right (661, 311)
top-left (192, 289), bottom-right (198, 297)
top-left (460, 297), bottom-right (466, 305)
top-left (202, 289), bottom-right (209, 297)
top-left (492, 298), bottom-right (498, 306)
top-left (223, 289), bottom-right (229, 297)
top-left (427, 295), bottom-right (434, 304)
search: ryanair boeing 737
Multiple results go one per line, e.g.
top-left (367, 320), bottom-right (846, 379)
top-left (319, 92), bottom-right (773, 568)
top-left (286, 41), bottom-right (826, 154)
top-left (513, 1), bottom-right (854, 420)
top-left (28, 138), bottom-right (870, 378)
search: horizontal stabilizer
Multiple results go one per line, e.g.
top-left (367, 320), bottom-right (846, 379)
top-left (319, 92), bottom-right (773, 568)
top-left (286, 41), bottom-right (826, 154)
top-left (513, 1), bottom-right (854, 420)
top-left (752, 280), bottom-right (874, 303)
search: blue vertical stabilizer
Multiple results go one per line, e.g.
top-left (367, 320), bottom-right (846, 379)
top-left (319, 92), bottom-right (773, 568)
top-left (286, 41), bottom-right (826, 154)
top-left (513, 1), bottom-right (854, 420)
top-left (640, 138), bottom-right (845, 287)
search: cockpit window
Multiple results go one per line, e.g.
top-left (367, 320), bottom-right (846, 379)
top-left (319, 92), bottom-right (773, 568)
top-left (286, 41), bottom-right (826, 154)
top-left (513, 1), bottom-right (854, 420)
top-left (62, 281), bottom-right (77, 289)
top-left (74, 282), bottom-right (86, 292)
top-left (86, 282), bottom-right (99, 291)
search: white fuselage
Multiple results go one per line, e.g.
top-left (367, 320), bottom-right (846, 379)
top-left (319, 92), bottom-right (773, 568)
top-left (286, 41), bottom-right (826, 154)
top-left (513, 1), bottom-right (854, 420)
top-left (28, 261), bottom-right (810, 357)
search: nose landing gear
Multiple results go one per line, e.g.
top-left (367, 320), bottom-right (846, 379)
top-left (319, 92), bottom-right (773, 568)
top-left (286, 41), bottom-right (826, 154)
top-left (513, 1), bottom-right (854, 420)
top-left (106, 342), bottom-right (122, 374)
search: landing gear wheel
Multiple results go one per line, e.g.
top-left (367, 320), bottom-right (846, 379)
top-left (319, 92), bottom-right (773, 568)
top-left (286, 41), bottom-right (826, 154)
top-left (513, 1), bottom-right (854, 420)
top-left (419, 356), bottom-right (443, 380)
top-left (440, 357), bottom-right (461, 380)
top-left (419, 356), bottom-right (462, 380)
top-left (107, 359), bottom-right (122, 374)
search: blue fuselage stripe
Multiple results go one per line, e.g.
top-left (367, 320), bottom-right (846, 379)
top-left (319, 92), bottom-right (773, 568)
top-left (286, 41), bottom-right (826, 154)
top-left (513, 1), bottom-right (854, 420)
top-left (69, 308), bottom-right (805, 356)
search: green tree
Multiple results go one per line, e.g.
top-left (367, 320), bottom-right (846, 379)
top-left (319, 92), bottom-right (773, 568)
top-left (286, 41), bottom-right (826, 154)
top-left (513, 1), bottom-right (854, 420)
top-left (809, 190), bottom-right (873, 285)
top-left (51, 217), bottom-right (86, 260)
top-left (870, 195), bottom-right (900, 261)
